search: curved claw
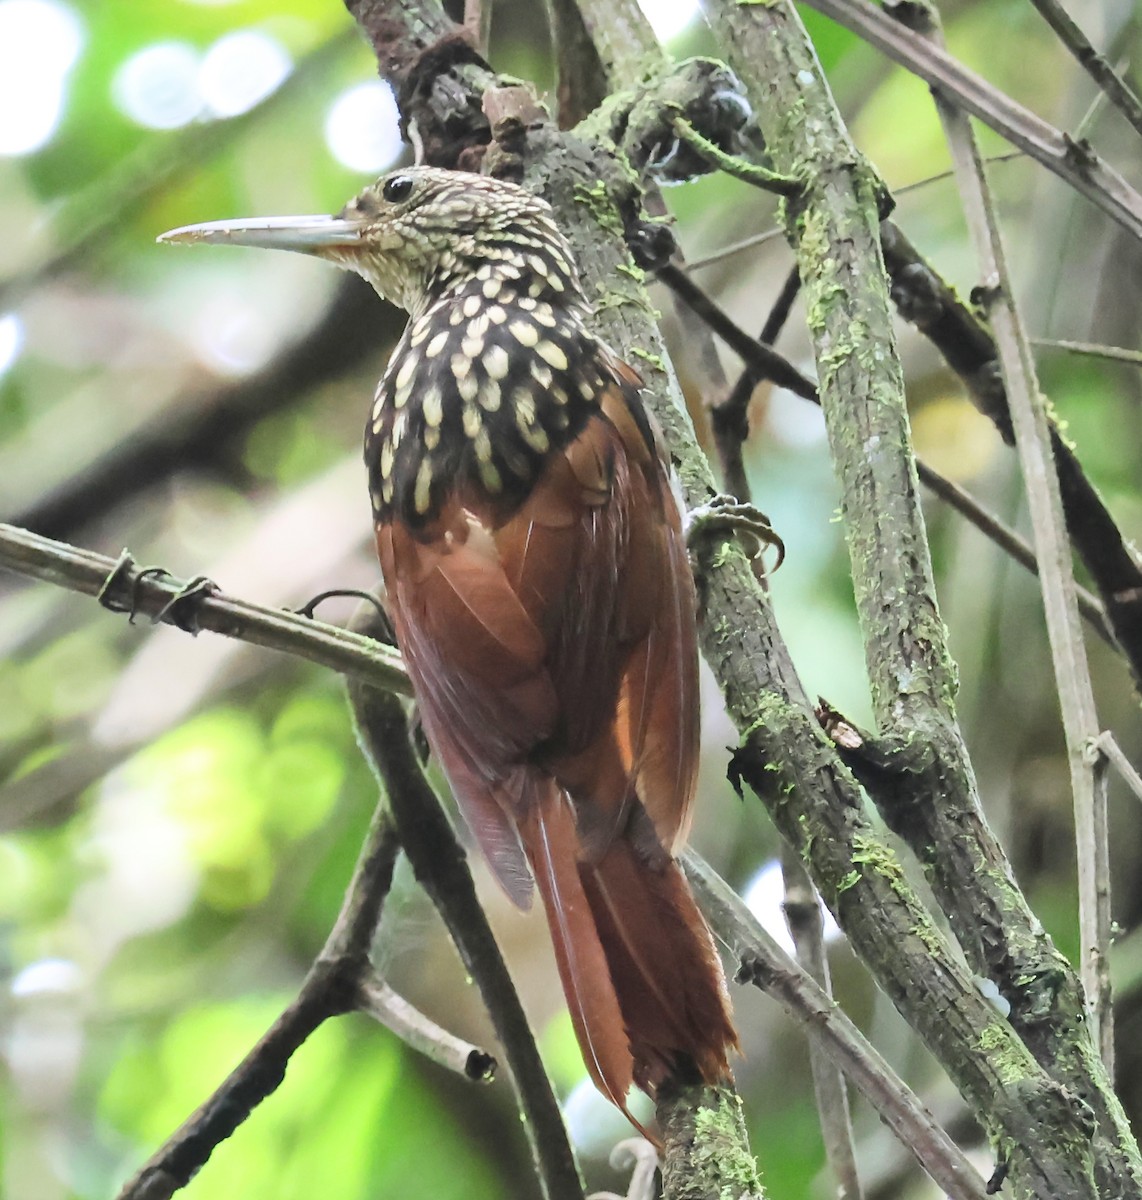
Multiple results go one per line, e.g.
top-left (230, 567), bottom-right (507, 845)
top-left (152, 575), bottom-right (220, 634)
top-left (685, 495), bottom-right (785, 572)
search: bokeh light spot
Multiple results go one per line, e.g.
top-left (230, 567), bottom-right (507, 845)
top-left (0, 313), bottom-right (24, 374)
top-left (742, 858), bottom-right (841, 955)
top-left (637, 0), bottom-right (699, 41)
top-left (324, 81), bottom-right (403, 174)
top-left (0, 0), bottom-right (84, 155)
top-left (198, 29), bottom-right (291, 118)
top-left (112, 41), bottom-right (203, 130)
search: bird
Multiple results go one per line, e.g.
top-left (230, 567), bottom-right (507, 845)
top-left (159, 166), bottom-right (737, 1126)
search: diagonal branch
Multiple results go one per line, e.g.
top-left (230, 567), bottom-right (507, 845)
top-left (912, 0), bottom-right (1112, 1071)
top-left (1024, 0), bottom-right (1142, 140)
top-left (117, 799), bottom-right (403, 1200)
top-left (796, 0), bottom-right (1142, 242)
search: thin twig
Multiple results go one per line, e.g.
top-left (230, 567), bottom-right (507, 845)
top-left (1031, 338), bottom-right (1142, 368)
top-left (463, 0), bottom-right (493, 54)
top-left (915, 460), bottom-right (1113, 642)
top-left (1087, 731), bottom-right (1142, 809)
top-left (685, 853), bottom-right (989, 1200)
top-left (0, 523), bottom-right (410, 696)
top-left (781, 848), bottom-right (863, 1200)
top-left (709, 265), bottom-right (802, 501)
top-left (117, 802), bottom-right (401, 1200)
top-left (684, 154), bottom-right (1024, 274)
top-left (671, 116), bottom-right (800, 194)
top-left (355, 971), bottom-right (497, 1080)
top-left (798, 0), bottom-right (1142, 241)
top-left (921, 14), bottom-right (1108, 1075)
top-left (655, 263), bottom-right (818, 400)
top-left (920, 10), bottom-right (1113, 1072)
top-left (1024, 0), bottom-right (1142, 140)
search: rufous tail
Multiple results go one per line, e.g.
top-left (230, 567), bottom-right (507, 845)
top-left (519, 794), bottom-right (737, 1125)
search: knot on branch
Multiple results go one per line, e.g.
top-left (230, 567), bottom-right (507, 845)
top-left (397, 33), bottom-right (494, 168)
top-left (581, 58), bottom-right (756, 184)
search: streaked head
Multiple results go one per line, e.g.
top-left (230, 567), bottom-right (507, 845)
top-left (158, 167), bottom-right (582, 315)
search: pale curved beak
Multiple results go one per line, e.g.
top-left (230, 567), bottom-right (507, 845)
top-left (156, 214), bottom-right (367, 253)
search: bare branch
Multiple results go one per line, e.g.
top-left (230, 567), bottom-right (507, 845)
top-left (1024, 0), bottom-right (1142, 140)
top-left (914, 4), bottom-right (1113, 1071)
top-left (0, 523), bottom-right (410, 696)
top-left (796, 0), bottom-right (1142, 242)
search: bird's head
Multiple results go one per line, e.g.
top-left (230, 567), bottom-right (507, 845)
top-left (158, 166), bottom-right (583, 317)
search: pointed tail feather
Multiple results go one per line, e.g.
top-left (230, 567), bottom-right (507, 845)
top-left (519, 791), bottom-right (640, 1126)
top-left (520, 791), bottom-right (736, 1124)
top-left (581, 833), bottom-right (737, 1092)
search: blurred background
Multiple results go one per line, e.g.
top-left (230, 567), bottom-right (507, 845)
top-left (1, 0), bottom-right (1141, 1196)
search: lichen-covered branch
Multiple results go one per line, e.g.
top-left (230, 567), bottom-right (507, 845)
top-left (695, 4), bottom-right (1142, 1193)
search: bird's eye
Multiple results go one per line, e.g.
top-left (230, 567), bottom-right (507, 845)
top-left (382, 175), bottom-right (414, 204)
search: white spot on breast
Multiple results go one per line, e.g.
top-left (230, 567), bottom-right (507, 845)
top-left (473, 426), bottom-right (493, 463)
top-left (478, 457), bottom-right (503, 493)
top-left (479, 380), bottom-right (501, 411)
top-left (530, 360), bottom-right (553, 389)
top-left (512, 386), bottom-right (537, 425)
top-left (424, 426), bottom-right (440, 450)
top-left (423, 386), bottom-right (444, 427)
top-left (461, 335), bottom-right (484, 359)
top-left (487, 305), bottom-right (506, 324)
top-left (451, 353), bottom-right (472, 380)
top-left (519, 422), bottom-right (549, 453)
top-left (426, 330), bottom-right (449, 358)
top-left (395, 355), bottom-right (416, 390)
top-left (463, 294), bottom-right (482, 318)
top-left (379, 439), bottom-right (394, 478)
top-left (527, 254), bottom-right (549, 276)
top-left (467, 314), bottom-right (489, 339)
top-left (536, 341), bottom-right (568, 371)
top-left (484, 344), bottom-right (510, 380)
top-left (463, 404), bottom-right (482, 438)
top-left (414, 459), bottom-right (434, 514)
top-left (533, 306), bottom-right (557, 328)
top-left (510, 320), bottom-right (538, 348)
top-left (482, 278), bottom-right (502, 299)
top-left (457, 372), bottom-right (479, 403)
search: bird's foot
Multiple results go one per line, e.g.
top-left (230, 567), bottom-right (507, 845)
top-left (587, 1138), bottom-right (660, 1200)
top-left (685, 495), bottom-right (784, 572)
